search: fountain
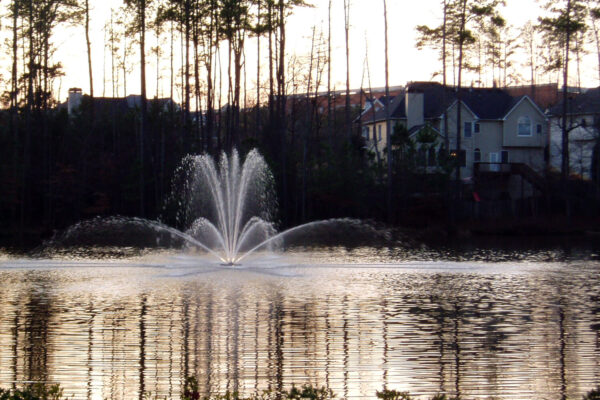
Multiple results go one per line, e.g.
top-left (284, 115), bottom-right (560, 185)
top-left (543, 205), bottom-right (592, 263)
top-left (50, 149), bottom-right (389, 264)
top-left (169, 148), bottom-right (277, 265)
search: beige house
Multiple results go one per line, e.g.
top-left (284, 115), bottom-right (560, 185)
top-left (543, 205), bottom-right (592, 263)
top-left (360, 82), bottom-right (548, 198)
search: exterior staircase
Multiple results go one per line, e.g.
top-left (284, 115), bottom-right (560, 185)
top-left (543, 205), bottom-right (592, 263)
top-left (473, 162), bottom-right (547, 194)
top-left (509, 163), bottom-right (547, 193)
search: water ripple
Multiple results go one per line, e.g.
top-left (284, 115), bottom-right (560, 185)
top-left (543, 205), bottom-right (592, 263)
top-left (0, 254), bottom-right (599, 399)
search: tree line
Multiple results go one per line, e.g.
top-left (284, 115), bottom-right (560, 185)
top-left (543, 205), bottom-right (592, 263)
top-left (0, 0), bottom-right (598, 246)
top-left (0, 0), bottom-right (401, 245)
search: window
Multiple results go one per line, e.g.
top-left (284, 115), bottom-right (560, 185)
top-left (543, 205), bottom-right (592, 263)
top-left (378, 125), bottom-right (382, 141)
top-left (362, 126), bottom-right (370, 139)
top-left (518, 116), bottom-right (532, 136)
top-left (428, 147), bottom-right (437, 166)
top-left (464, 121), bottom-right (472, 138)
top-left (501, 150), bottom-right (509, 163)
top-left (536, 124), bottom-right (542, 134)
top-left (474, 123), bottom-right (480, 134)
top-left (474, 148), bottom-right (481, 163)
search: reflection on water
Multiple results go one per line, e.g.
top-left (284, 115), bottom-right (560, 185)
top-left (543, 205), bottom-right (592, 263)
top-left (0, 252), bottom-right (600, 399)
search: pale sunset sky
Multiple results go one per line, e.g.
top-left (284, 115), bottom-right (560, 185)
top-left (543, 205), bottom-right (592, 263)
top-left (46, 0), bottom-right (598, 103)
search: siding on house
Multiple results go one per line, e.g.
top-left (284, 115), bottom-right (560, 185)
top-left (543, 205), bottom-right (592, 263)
top-left (503, 99), bottom-right (546, 148)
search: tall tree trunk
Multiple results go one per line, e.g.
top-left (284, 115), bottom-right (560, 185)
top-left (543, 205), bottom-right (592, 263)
top-left (184, 0), bottom-right (190, 130)
top-left (85, 0), bottom-right (94, 100)
top-left (561, 0), bottom-right (572, 180)
top-left (455, 0), bottom-right (467, 188)
top-left (278, 0), bottom-right (287, 225)
top-left (43, 32), bottom-right (51, 227)
top-left (243, 46), bottom-right (248, 140)
top-left (327, 0), bottom-right (333, 148)
top-left (227, 40), bottom-right (233, 150)
top-left (140, 0), bottom-right (147, 217)
top-left (217, 42), bottom-right (223, 152)
top-left (592, 16), bottom-right (600, 85)
top-left (111, 11), bottom-right (116, 97)
top-left (575, 32), bottom-right (582, 90)
top-left (22, 0), bottom-right (35, 237)
top-left (232, 26), bottom-right (245, 149)
top-left (302, 26), bottom-right (316, 222)
top-left (383, 0), bottom-right (392, 223)
top-left (205, 13), bottom-right (214, 153)
top-left (170, 21), bottom-right (174, 113)
top-left (256, 0), bottom-right (261, 138)
top-left (11, 0), bottom-right (19, 226)
top-left (442, 0), bottom-right (449, 154)
top-left (156, 28), bottom-right (161, 98)
top-left (103, 23), bottom-right (107, 97)
top-left (344, 0), bottom-right (351, 142)
top-left (268, 2), bottom-right (274, 125)
top-left (194, 20), bottom-right (202, 148)
top-left (123, 33), bottom-right (128, 96)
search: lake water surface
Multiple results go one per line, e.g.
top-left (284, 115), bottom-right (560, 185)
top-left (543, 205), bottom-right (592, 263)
top-left (1, 246), bottom-right (600, 399)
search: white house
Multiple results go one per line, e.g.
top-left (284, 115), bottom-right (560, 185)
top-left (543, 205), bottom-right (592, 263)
top-left (548, 87), bottom-right (600, 181)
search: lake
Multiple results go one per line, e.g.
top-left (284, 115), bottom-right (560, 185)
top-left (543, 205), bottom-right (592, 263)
top-left (1, 244), bottom-right (600, 399)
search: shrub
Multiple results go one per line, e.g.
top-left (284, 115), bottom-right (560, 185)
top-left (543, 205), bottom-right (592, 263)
top-left (0, 384), bottom-right (63, 400)
top-left (584, 387), bottom-right (600, 400)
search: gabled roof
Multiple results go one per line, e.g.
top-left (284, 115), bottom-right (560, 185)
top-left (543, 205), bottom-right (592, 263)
top-left (503, 95), bottom-right (547, 120)
top-left (362, 82), bottom-right (542, 124)
top-left (548, 87), bottom-right (600, 116)
top-left (364, 89), bottom-right (407, 123)
top-left (407, 124), bottom-right (443, 138)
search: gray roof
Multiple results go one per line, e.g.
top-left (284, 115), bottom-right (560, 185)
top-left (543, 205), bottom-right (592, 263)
top-left (367, 82), bottom-right (530, 123)
top-left (549, 87), bottom-right (600, 116)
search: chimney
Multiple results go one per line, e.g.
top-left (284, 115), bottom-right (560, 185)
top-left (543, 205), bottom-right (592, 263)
top-left (68, 87), bottom-right (82, 115)
top-left (406, 88), bottom-right (424, 130)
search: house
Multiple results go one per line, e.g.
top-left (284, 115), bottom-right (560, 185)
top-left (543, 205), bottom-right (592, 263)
top-left (548, 87), bottom-right (600, 181)
top-left (64, 87), bottom-right (177, 117)
top-left (360, 81), bottom-right (549, 198)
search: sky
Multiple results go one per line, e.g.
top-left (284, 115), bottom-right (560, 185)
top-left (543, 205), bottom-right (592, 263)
top-left (48, 0), bottom-right (599, 103)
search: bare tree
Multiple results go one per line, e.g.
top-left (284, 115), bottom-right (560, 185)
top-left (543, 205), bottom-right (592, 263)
top-left (84, 0), bottom-right (93, 100)
top-left (539, 0), bottom-right (587, 179)
top-left (343, 0), bottom-right (351, 141)
top-left (383, 0), bottom-right (392, 222)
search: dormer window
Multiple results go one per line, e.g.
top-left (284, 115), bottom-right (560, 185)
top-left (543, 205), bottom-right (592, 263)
top-left (518, 116), bottom-right (532, 136)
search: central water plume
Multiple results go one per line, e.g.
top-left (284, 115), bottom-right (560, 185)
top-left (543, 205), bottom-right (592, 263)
top-left (171, 149), bottom-right (277, 265)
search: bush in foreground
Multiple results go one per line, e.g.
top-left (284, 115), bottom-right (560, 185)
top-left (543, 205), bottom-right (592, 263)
top-left (2, 381), bottom-right (600, 400)
top-left (0, 384), bottom-right (63, 400)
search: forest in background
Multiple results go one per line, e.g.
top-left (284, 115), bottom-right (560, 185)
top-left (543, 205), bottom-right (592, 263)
top-left (0, 0), bottom-right (598, 246)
